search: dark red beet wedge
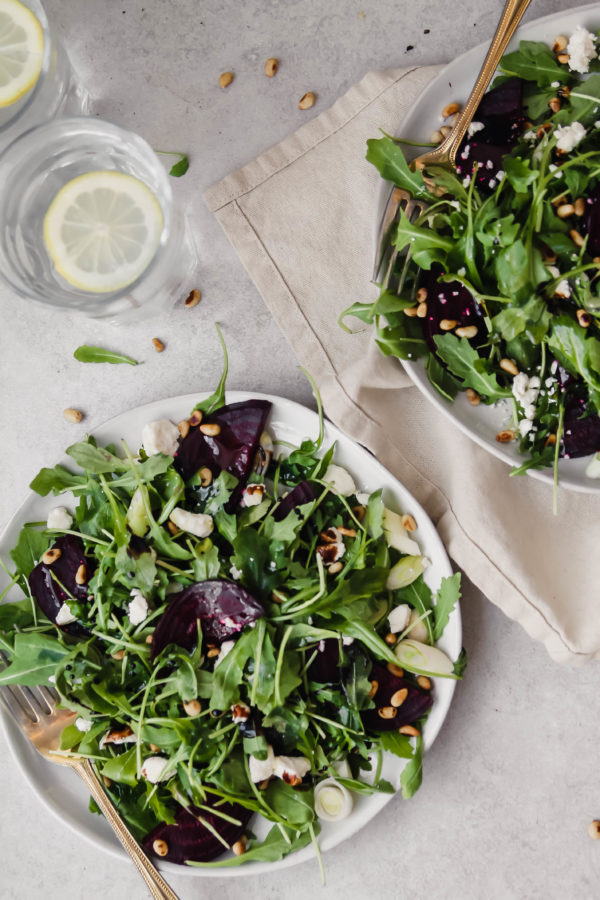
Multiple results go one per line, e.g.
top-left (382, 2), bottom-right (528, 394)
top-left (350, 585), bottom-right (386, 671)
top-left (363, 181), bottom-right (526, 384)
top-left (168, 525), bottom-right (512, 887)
top-left (143, 795), bottom-right (253, 864)
top-left (361, 663), bottom-right (433, 732)
top-left (175, 400), bottom-right (272, 509)
top-left (150, 579), bottom-right (264, 659)
top-left (29, 535), bottom-right (93, 629)
top-left (273, 480), bottom-right (316, 522)
top-left (582, 185), bottom-right (600, 257)
top-left (419, 267), bottom-right (483, 351)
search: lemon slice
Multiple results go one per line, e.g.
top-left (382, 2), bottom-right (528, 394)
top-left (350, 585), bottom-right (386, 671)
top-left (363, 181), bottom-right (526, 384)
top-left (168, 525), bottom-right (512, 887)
top-left (0, 0), bottom-right (44, 107)
top-left (43, 171), bottom-right (165, 294)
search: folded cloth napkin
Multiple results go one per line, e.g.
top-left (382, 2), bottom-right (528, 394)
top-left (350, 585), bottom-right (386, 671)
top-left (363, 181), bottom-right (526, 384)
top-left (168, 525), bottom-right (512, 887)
top-left (205, 66), bottom-right (599, 667)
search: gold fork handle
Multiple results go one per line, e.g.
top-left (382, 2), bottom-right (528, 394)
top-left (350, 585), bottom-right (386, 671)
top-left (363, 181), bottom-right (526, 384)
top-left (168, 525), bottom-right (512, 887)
top-left (75, 758), bottom-right (180, 900)
top-left (424, 0), bottom-right (533, 168)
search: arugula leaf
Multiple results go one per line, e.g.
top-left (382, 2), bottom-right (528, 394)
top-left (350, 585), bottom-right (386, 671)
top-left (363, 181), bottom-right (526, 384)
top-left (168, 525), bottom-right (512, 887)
top-left (433, 573), bottom-right (461, 641)
top-left (155, 149), bottom-right (190, 177)
top-left (210, 626), bottom-right (258, 710)
top-left (0, 598), bottom-right (36, 629)
top-left (426, 354), bottom-right (460, 402)
top-left (73, 345), bottom-right (139, 365)
top-left (453, 647), bottom-right (468, 678)
top-left (366, 135), bottom-right (432, 200)
top-left (0, 632), bottom-right (69, 685)
top-left (10, 526), bottom-right (48, 577)
top-left (433, 334), bottom-right (510, 400)
top-left (66, 441), bottom-right (129, 474)
top-left (193, 324), bottom-right (228, 414)
top-left (500, 40), bottom-right (565, 87)
top-left (566, 75), bottom-right (600, 124)
top-left (397, 575), bottom-right (434, 645)
top-left (29, 464), bottom-right (89, 497)
top-left (547, 317), bottom-right (600, 394)
top-left (188, 823), bottom-right (314, 867)
top-left (503, 157), bottom-right (538, 194)
top-left (378, 730), bottom-right (414, 759)
top-left (400, 733), bottom-right (423, 799)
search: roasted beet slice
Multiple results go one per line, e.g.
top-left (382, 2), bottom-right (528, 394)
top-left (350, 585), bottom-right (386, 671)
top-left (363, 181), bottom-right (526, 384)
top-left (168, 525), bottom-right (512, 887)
top-left (151, 579), bottom-right (264, 659)
top-left (143, 795), bottom-right (253, 864)
top-left (361, 663), bottom-right (433, 732)
top-left (308, 638), bottom-right (342, 684)
top-left (175, 400), bottom-right (272, 509)
top-left (581, 185), bottom-right (600, 257)
top-left (29, 535), bottom-right (93, 628)
top-left (476, 77), bottom-right (524, 145)
top-left (419, 267), bottom-right (483, 351)
top-left (563, 404), bottom-right (600, 458)
top-left (455, 141), bottom-right (509, 193)
top-left (273, 480), bottom-right (316, 521)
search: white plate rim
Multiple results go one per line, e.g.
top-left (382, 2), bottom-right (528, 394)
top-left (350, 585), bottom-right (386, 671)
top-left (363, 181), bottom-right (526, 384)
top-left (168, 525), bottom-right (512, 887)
top-left (0, 389), bottom-right (461, 877)
top-left (374, 1), bottom-right (600, 494)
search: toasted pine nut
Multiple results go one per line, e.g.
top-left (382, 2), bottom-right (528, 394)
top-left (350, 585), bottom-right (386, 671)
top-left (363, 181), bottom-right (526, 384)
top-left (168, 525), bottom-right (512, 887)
top-left (570, 229), bottom-right (585, 248)
top-left (103, 776), bottom-right (113, 788)
top-left (145, 634), bottom-right (154, 644)
top-left (439, 125), bottom-right (452, 138)
top-left (466, 388), bottom-right (480, 406)
top-left (184, 288), bottom-right (201, 308)
top-left (258, 778), bottom-right (271, 790)
top-left (430, 130), bottom-right (443, 144)
top-left (320, 528), bottom-right (338, 543)
top-left (384, 632), bottom-right (397, 646)
top-left (558, 85), bottom-right (571, 99)
top-left (219, 71), bottom-right (234, 88)
top-left (200, 423), bottom-right (221, 436)
top-left (399, 725), bottom-right (420, 737)
top-left (328, 561), bottom-right (343, 574)
top-left (496, 429), bottom-right (515, 443)
top-left (63, 407), bottom-right (83, 423)
top-left (264, 57), bottom-right (278, 77)
top-left (391, 688), bottom-right (408, 708)
top-left (440, 318), bottom-right (458, 331)
top-left (112, 649), bottom-right (125, 660)
top-left (557, 203), bottom-right (574, 218)
top-left (207, 647), bottom-right (220, 658)
top-left (553, 35), bottom-right (567, 52)
top-left (183, 699), bottom-right (202, 717)
top-left (387, 662), bottom-right (404, 678)
top-left (189, 410), bottom-right (203, 427)
top-left (417, 675), bottom-right (432, 690)
top-left (551, 193), bottom-right (567, 206)
top-left (352, 504), bottom-right (366, 521)
top-left (75, 563), bottom-right (86, 585)
top-left (548, 97), bottom-right (561, 113)
top-left (378, 706), bottom-right (397, 719)
top-left (574, 197), bottom-right (586, 216)
top-left (401, 514), bottom-right (417, 532)
top-left (416, 287), bottom-right (428, 303)
top-left (589, 820), bottom-right (600, 840)
top-left (536, 123), bottom-right (552, 139)
top-left (416, 302), bottom-right (428, 318)
top-left (178, 419), bottom-right (190, 438)
top-left (577, 309), bottom-right (592, 327)
top-left (499, 358), bottom-right (519, 376)
top-left (149, 743), bottom-right (160, 752)
top-left (232, 837), bottom-right (247, 856)
top-left (153, 839), bottom-right (169, 857)
top-left (455, 325), bottom-right (478, 339)
top-left (337, 526), bottom-right (357, 537)
top-left (403, 306), bottom-right (419, 317)
top-left (167, 520), bottom-right (179, 535)
top-left (557, 52), bottom-right (570, 65)
top-left (152, 337), bottom-right (165, 353)
top-left (42, 548), bottom-right (62, 565)
top-left (199, 466), bottom-right (213, 486)
top-left (541, 244), bottom-right (557, 262)
top-left (368, 680), bottom-right (379, 699)
top-left (299, 91), bottom-right (316, 110)
top-left (272, 590), bottom-right (286, 604)
top-left (545, 434), bottom-right (557, 447)
top-left (442, 101), bottom-right (461, 118)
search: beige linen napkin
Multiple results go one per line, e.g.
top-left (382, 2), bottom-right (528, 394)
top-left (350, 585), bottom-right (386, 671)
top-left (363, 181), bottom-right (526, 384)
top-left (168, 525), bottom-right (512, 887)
top-left (205, 66), bottom-right (599, 666)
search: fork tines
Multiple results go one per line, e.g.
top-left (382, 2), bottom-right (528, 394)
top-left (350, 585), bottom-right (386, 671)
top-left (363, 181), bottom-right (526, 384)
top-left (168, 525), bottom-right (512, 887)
top-left (373, 186), bottom-right (427, 295)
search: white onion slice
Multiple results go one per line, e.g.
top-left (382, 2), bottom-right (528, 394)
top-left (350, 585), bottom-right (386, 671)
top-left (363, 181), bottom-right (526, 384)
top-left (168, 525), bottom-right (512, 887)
top-left (314, 777), bottom-right (353, 822)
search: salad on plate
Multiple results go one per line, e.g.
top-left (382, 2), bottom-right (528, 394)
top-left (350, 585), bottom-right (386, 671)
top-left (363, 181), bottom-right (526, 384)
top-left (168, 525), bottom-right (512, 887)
top-left (347, 24), bottom-right (600, 488)
top-left (0, 344), bottom-right (463, 873)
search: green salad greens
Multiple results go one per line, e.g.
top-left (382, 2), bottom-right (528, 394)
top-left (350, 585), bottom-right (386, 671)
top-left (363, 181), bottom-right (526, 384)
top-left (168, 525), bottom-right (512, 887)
top-left (346, 26), bottom-right (600, 488)
top-left (0, 355), bottom-right (462, 872)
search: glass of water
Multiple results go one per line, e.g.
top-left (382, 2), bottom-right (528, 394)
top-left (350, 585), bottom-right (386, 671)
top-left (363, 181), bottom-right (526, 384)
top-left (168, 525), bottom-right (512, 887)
top-left (0, 0), bottom-right (88, 151)
top-left (0, 116), bottom-right (198, 321)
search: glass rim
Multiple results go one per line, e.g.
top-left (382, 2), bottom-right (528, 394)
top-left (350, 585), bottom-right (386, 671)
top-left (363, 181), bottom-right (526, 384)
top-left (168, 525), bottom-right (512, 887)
top-left (0, 115), bottom-right (175, 306)
top-left (0, 0), bottom-right (53, 135)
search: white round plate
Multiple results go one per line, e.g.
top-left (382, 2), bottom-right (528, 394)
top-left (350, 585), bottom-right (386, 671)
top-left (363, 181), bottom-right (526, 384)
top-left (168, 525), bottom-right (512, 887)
top-left (375, 2), bottom-right (600, 493)
top-left (0, 391), bottom-right (461, 877)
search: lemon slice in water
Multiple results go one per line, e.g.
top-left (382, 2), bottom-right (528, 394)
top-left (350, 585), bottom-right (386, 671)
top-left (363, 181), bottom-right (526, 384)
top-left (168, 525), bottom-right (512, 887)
top-left (43, 171), bottom-right (165, 294)
top-left (0, 0), bottom-right (44, 107)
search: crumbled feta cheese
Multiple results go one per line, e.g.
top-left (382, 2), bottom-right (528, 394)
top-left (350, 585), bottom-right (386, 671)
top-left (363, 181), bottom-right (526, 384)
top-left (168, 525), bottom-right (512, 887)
top-left (215, 640), bottom-right (236, 667)
top-left (47, 675), bottom-right (56, 684)
top-left (128, 589), bottom-right (148, 626)
top-left (318, 527), bottom-right (346, 563)
top-left (323, 464), bottom-right (356, 497)
top-left (229, 564), bottom-right (243, 580)
top-left (141, 756), bottom-right (171, 783)
top-left (75, 717), bottom-right (92, 732)
top-left (388, 603), bottom-right (412, 634)
top-left (47, 506), bottom-right (73, 531)
top-left (485, 160), bottom-right (494, 170)
top-left (100, 728), bottom-right (136, 749)
top-left (141, 419), bottom-right (180, 457)
top-left (518, 419), bottom-right (534, 437)
top-left (555, 279), bottom-right (571, 298)
top-left (462, 174), bottom-right (471, 187)
top-left (512, 373), bottom-right (540, 422)
top-left (551, 81), bottom-right (561, 88)
top-left (554, 121), bottom-right (587, 153)
top-left (567, 26), bottom-right (597, 74)
top-left (457, 267), bottom-right (466, 276)
top-left (467, 120), bottom-right (484, 137)
top-left (355, 492), bottom-right (370, 506)
top-left (341, 635), bottom-right (354, 646)
top-left (55, 602), bottom-right (77, 626)
top-left (523, 130), bottom-right (537, 142)
top-left (249, 745), bottom-right (276, 782)
top-left (241, 484), bottom-right (265, 507)
top-left (595, 120), bottom-right (600, 129)
top-left (488, 179), bottom-right (497, 190)
top-left (496, 170), bottom-right (505, 182)
top-left (169, 507), bottom-right (214, 538)
top-left (546, 265), bottom-right (561, 279)
top-left (448, 200), bottom-right (461, 210)
top-left (273, 755), bottom-right (311, 783)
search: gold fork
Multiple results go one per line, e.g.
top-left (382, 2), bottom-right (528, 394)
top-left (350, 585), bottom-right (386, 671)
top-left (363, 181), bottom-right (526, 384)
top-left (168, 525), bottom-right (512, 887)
top-left (373, 0), bottom-right (533, 290)
top-left (0, 666), bottom-right (180, 900)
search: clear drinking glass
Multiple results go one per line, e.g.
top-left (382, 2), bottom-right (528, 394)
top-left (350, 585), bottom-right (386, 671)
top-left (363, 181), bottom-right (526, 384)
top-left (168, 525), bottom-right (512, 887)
top-left (0, 0), bottom-right (89, 150)
top-left (0, 117), bottom-right (198, 321)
